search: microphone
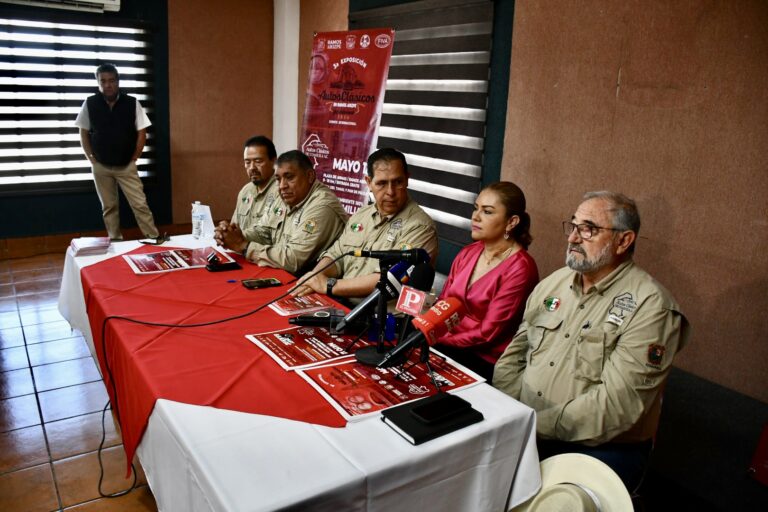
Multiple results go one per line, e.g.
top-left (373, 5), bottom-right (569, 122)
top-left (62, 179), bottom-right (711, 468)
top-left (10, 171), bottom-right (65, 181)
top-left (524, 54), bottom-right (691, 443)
top-left (395, 263), bottom-right (435, 342)
top-left (334, 260), bottom-right (411, 332)
top-left (351, 248), bottom-right (430, 264)
top-left (378, 297), bottom-right (465, 368)
top-left (288, 309), bottom-right (346, 327)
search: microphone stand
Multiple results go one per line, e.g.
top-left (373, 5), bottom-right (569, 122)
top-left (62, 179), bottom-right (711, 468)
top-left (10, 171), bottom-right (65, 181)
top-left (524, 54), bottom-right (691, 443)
top-left (392, 338), bottom-right (442, 392)
top-left (375, 259), bottom-right (392, 353)
top-left (419, 342), bottom-right (442, 392)
top-left (354, 258), bottom-right (396, 366)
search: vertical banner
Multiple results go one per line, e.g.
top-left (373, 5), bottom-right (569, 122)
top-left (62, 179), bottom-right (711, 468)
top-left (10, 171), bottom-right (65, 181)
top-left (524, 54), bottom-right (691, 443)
top-left (300, 28), bottom-right (395, 215)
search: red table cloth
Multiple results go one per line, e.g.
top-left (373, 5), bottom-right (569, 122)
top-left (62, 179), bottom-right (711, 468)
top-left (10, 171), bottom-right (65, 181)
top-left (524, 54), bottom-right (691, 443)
top-left (81, 246), bottom-right (346, 473)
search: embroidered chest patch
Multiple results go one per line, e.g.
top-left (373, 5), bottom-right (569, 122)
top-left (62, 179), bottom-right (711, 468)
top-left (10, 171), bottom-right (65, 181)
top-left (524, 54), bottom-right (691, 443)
top-left (543, 296), bottom-right (561, 312)
top-left (608, 292), bottom-right (637, 326)
top-left (351, 223), bottom-right (364, 232)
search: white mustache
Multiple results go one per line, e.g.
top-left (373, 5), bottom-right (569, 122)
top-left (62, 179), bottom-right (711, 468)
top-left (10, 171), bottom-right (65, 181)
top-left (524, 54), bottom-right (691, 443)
top-left (568, 244), bottom-right (586, 255)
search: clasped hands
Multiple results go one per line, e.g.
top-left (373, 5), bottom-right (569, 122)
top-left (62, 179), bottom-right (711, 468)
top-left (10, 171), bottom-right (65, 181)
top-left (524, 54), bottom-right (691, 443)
top-left (213, 220), bottom-right (248, 253)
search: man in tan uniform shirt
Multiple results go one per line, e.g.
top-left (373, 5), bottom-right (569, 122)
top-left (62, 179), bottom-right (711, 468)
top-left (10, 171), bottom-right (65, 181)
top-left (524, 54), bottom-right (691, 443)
top-left (215, 150), bottom-right (346, 275)
top-left (494, 191), bottom-right (689, 492)
top-left (293, 148), bottom-right (437, 300)
top-left (218, 135), bottom-right (279, 238)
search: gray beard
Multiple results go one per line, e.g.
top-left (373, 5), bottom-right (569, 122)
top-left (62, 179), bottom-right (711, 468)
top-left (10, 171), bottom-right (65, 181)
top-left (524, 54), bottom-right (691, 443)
top-left (566, 243), bottom-right (613, 273)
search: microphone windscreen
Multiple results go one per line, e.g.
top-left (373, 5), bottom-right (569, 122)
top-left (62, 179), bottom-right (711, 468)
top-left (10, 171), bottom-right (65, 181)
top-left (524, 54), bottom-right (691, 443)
top-left (407, 263), bottom-right (435, 292)
top-left (411, 297), bottom-right (465, 345)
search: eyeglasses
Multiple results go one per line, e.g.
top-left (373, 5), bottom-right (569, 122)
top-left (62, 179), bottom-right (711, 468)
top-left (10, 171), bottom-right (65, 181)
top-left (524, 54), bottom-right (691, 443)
top-left (562, 221), bottom-right (620, 240)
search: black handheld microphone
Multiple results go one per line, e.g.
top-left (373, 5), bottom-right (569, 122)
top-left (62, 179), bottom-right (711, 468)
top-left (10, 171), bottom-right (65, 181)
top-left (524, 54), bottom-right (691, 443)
top-left (396, 262), bottom-right (435, 341)
top-left (351, 248), bottom-right (430, 264)
top-left (334, 260), bottom-right (411, 332)
top-left (288, 309), bottom-right (345, 327)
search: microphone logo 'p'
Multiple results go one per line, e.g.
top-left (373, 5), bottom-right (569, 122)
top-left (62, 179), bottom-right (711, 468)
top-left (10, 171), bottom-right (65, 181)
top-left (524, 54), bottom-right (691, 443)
top-left (396, 286), bottom-right (427, 316)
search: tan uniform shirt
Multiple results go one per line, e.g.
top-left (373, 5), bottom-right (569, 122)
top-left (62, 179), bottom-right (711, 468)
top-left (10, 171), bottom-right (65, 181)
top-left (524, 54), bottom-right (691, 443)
top-left (244, 181), bottom-right (347, 274)
top-left (321, 198), bottom-right (438, 279)
top-left (231, 176), bottom-right (279, 236)
top-left (493, 260), bottom-right (690, 445)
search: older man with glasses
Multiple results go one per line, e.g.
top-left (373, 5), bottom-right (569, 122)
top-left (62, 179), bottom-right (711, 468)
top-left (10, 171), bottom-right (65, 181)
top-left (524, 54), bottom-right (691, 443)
top-left (493, 191), bottom-right (690, 492)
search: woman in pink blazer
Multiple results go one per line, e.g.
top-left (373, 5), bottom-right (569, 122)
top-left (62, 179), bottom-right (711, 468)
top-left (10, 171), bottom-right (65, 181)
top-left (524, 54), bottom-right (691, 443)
top-left (435, 182), bottom-right (539, 381)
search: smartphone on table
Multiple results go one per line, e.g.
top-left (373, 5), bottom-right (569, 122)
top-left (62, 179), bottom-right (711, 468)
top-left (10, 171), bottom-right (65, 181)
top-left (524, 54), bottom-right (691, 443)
top-left (242, 278), bottom-right (282, 289)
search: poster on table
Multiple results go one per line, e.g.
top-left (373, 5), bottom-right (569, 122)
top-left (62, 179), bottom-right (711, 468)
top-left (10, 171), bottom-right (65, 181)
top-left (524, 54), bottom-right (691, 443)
top-left (296, 349), bottom-right (484, 421)
top-left (268, 293), bottom-right (339, 316)
top-left (122, 247), bottom-right (233, 274)
top-left (300, 28), bottom-right (395, 215)
top-left (246, 325), bottom-right (373, 371)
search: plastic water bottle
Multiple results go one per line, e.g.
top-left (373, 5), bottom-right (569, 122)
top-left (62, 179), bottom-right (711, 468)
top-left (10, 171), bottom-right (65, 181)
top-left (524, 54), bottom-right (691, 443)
top-left (191, 201), bottom-right (203, 239)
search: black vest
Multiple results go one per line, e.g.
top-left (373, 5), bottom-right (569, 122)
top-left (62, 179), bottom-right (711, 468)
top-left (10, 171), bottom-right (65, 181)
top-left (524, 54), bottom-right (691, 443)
top-left (86, 93), bottom-right (138, 166)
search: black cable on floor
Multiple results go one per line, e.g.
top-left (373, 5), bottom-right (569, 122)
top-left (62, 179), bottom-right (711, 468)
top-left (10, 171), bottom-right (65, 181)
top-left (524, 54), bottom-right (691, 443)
top-left (97, 400), bottom-right (137, 498)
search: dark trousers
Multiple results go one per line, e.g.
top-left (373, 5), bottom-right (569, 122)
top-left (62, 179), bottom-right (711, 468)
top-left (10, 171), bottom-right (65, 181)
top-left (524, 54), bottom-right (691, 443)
top-left (537, 438), bottom-right (653, 493)
top-left (432, 344), bottom-right (496, 382)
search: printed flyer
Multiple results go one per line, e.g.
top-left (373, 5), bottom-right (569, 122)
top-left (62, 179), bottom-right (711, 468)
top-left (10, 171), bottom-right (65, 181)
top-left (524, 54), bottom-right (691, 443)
top-left (247, 325), bottom-right (372, 371)
top-left (122, 247), bottom-right (234, 274)
top-left (296, 349), bottom-right (484, 421)
top-left (268, 293), bottom-right (339, 316)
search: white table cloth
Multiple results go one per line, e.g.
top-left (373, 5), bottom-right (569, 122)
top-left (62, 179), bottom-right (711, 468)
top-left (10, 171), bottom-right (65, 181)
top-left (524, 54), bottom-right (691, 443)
top-left (58, 235), bottom-right (541, 511)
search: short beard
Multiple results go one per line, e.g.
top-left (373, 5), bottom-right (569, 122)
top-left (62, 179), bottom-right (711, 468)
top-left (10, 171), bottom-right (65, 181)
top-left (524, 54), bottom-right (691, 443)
top-left (566, 242), bottom-right (613, 273)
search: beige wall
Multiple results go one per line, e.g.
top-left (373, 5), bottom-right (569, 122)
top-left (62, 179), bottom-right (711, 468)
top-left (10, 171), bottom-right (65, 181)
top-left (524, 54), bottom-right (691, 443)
top-left (502, 0), bottom-right (768, 402)
top-left (168, 0), bottom-right (274, 224)
top-left (297, 0), bottom-right (349, 143)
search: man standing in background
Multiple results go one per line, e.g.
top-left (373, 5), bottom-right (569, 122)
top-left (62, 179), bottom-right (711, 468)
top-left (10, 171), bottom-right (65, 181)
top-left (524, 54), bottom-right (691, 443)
top-left (75, 63), bottom-right (158, 240)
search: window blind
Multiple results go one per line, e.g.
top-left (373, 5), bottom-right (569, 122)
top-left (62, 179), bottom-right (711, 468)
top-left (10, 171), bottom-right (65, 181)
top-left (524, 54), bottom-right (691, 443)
top-left (0, 15), bottom-right (155, 191)
top-left (350, 0), bottom-right (493, 245)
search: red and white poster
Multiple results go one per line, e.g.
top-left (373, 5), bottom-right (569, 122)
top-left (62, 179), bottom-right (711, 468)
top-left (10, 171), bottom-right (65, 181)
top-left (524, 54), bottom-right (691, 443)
top-left (246, 326), bottom-right (373, 371)
top-left (122, 247), bottom-right (233, 274)
top-left (296, 350), bottom-right (484, 421)
top-left (300, 28), bottom-right (395, 215)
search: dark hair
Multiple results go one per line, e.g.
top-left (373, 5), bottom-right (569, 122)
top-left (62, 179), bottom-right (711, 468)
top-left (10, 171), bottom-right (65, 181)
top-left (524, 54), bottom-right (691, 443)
top-left (583, 190), bottom-right (640, 253)
top-left (276, 150), bottom-right (313, 173)
top-left (366, 148), bottom-right (408, 177)
top-left (95, 63), bottom-right (119, 80)
top-left (482, 181), bottom-right (533, 249)
top-left (243, 135), bottom-right (277, 159)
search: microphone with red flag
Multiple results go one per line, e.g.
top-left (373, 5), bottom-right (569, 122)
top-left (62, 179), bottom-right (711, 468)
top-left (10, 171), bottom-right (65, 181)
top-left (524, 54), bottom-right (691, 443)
top-left (377, 297), bottom-right (465, 368)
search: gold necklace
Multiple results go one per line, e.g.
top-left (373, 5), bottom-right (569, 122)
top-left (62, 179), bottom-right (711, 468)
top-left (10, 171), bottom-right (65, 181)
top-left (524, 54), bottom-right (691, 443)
top-left (482, 244), bottom-right (515, 266)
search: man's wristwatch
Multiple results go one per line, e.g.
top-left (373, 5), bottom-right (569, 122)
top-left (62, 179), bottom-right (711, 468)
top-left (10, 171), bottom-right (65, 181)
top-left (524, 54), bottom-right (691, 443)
top-left (326, 277), bottom-right (338, 297)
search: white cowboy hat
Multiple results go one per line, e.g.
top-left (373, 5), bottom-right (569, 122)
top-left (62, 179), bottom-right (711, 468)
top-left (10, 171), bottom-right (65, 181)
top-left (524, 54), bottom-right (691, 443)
top-left (511, 453), bottom-right (633, 511)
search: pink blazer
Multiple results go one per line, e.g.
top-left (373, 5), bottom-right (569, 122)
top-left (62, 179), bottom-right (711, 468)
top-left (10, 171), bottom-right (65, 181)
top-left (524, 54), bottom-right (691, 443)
top-left (437, 241), bottom-right (539, 364)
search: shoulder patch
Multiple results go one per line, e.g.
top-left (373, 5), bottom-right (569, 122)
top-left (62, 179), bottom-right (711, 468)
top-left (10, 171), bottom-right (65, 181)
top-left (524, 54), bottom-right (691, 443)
top-left (303, 219), bottom-right (317, 234)
top-left (646, 344), bottom-right (665, 368)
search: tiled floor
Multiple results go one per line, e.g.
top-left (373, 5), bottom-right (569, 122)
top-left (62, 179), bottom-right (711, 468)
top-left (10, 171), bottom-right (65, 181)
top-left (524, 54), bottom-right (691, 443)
top-left (0, 254), bottom-right (157, 511)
